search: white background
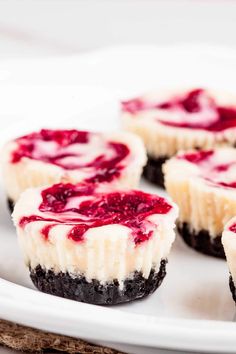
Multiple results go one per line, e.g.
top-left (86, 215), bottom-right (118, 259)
top-left (0, 0), bottom-right (236, 58)
top-left (0, 1), bottom-right (235, 353)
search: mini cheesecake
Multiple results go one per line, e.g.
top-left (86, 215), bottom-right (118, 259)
top-left (1, 129), bottom-right (146, 209)
top-left (222, 218), bottom-right (236, 303)
top-left (12, 182), bottom-right (178, 305)
top-left (122, 88), bottom-right (236, 187)
top-left (164, 147), bottom-right (236, 258)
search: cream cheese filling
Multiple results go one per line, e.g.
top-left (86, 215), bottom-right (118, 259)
top-left (164, 148), bottom-right (236, 238)
top-left (13, 186), bottom-right (178, 285)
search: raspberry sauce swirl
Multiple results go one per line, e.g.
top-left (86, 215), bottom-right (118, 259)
top-left (19, 183), bottom-right (172, 245)
top-left (11, 129), bottom-right (130, 183)
top-left (122, 89), bottom-right (236, 132)
top-left (229, 224), bottom-right (236, 233)
top-left (179, 149), bottom-right (236, 189)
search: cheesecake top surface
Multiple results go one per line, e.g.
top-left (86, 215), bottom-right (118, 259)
top-left (7, 129), bottom-right (144, 184)
top-left (13, 183), bottom-right (176, 245)
top-left (175, 148), bottom-right (236, 190)
top-left (122, 88), bottom-right (236, 132)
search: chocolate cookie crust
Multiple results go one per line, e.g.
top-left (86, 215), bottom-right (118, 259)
top-left (229, 276), bottom-right (236, 303)
top-left (178, 222), bottom-right (225, 259)
top-left (143, 155), bottom-right (168, 188)
top-left (30, 260), bottom-right (167, 305)
top-left (7, 198), bottom-right (14, 213)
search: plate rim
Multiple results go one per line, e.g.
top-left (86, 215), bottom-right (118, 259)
top-left (1, 276), bottom-right (236, 353)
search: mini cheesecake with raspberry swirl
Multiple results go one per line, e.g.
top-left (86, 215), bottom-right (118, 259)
top-left (222, 218), bottom-right (236, 303)
top-left (164, 147), bottom-right (236, 258)
top-left (1, 129), bottom-right (146, 210)
top-left (12, 182), bottom-right (178, 305)
top-left (122, 88), bottom-right (236, 187)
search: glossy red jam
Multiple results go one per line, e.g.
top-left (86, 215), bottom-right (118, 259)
top-left (229, 224), bottom-right (236, 233)
top-left (122, 89), bottom-right (236, 132)
top-left (179, 150), bottom-right (214, 164)
top-left (19, 183), bottom-right (172, 245)
top-left (180, 150), bottom-right (236, 190)
top-left (11, 129), bottom-right (130, 183)
top-left (12, 129), bottom-right (89, 164)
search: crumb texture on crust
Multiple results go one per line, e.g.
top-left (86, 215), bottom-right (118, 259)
top-left (30, 260), bottom-right (167, 305)
top-left (229, 276), bottom-right (236, 303)
top-left (143, 155), bottom-right (168, 188)
top-left (178, 223), bottom-right (225, 258)
top-left (222, 217), bottom-right (236, 284)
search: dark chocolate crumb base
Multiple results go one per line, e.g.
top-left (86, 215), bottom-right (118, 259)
top-left (178, 222), bottom-right (225, 259)
top-left (229, 276), bottom-right (236, 303)
top-left (7, 198), bottom-right (14, 213)
top-left (30, 259), bottom-right (167, 305)
top-left (143, 155), bottom-right (169, 188)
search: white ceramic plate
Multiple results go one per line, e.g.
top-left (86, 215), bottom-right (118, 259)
top-left (1, 45), bottom-right (236, 354)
